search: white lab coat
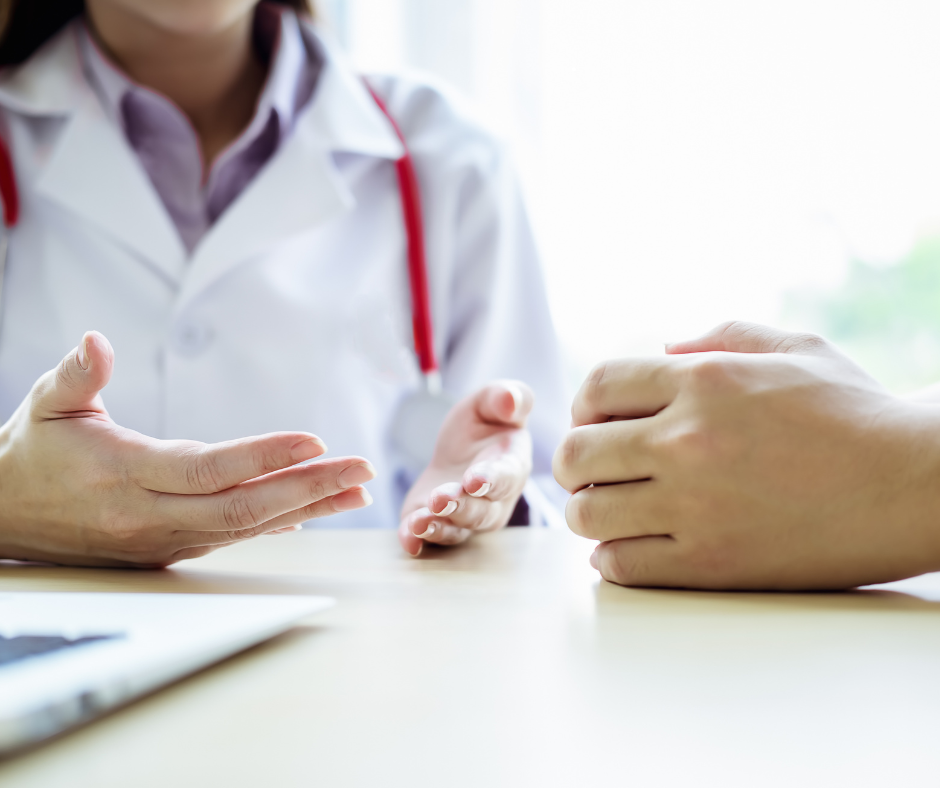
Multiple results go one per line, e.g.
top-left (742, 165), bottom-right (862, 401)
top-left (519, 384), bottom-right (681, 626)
top-left (0, 21), bottom-right (569, 529)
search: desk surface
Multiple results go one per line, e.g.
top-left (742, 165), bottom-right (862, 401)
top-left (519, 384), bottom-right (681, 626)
top-left (0, 528), bottom-right (939, 787)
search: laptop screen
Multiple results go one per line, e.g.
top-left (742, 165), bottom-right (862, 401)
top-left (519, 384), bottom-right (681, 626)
top-left (0, 634), bottom-right (120, 667)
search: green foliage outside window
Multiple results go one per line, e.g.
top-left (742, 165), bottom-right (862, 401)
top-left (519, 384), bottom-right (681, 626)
top-left (783, 235), bottom-right (940, 394)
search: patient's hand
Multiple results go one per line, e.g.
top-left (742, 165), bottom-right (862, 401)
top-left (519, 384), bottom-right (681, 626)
top-left (0, 331), bottom-right (375, 568)
top-left (399, 381), bottom-right (533, 557)
top-left (553, 321), bottom-right (940, 590)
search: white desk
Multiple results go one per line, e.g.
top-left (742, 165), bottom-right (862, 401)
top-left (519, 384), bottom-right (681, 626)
top-left (1, 528), bottom-right (939, 787)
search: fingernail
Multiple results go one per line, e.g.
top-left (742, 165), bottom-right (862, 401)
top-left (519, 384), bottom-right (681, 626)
top-left (338, 462), bottom-right (376, 489)
top-left (333, 488), bottom-right (373, 512)
top-left (291, 524), bottom-right (303, 531)
top-left (415, 523), bottom-right (437, 539)
top-left (505, 382), bottom-right (524, 418)
top-left (589, 550), bottom-right (598, 570)
top-left (77, 336), bottom-right (89, 370)
top-left (433, 500), bottom-right (458, 517)
top-left (413, 542), bottom-right (424, 557)
top-left (291, 437), bottom-right (326, 463)
top-left (468, 482), bottom-right (491, 498)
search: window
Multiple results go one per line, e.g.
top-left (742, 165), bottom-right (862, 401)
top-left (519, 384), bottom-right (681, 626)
top-left (329, 0), bottom-right (940, 392)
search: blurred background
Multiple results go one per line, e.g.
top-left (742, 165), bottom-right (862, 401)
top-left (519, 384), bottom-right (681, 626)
top-left (319, 0), bottom-right (940, 394)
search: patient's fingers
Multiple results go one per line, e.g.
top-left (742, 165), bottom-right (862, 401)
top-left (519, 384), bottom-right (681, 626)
top-left (553, 420), bottom-right (657, 493)
top-left (592, 536), bottom-right (685, 588)
top-left (571, 358), bottom-right (679, 427)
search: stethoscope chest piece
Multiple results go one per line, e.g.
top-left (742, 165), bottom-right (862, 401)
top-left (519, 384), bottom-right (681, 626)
top-left (390, 376), bottom-right (456, 472)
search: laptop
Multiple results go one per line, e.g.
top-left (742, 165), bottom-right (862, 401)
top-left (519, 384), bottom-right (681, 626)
top-left (0, 591), bottom-right (333, 756)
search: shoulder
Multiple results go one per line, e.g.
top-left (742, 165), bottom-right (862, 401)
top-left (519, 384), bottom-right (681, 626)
top-left (0, 21), bottom-right (86, 119)
top-left (363, 71), bottom-right (508, 177)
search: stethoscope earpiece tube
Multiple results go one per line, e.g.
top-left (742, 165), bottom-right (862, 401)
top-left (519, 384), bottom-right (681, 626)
top-left (0, 134), bottom-right (18, 314)
top-left (0, 135), bottom-right (18, 229)
top-left (362, 80), bottom-right (440, 391)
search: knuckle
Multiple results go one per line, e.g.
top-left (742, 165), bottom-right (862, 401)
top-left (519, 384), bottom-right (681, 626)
top-left (779, 331), bottom-right (827, 355)
top-left (220, 493), bottom-right (263, 530)
top-left (716, 320), bottom-right (754, 344)
top-left (602, 543), bottom-right (646, 586)
top-left (186, 448), bottom-right (226, 492)
top-left (565, 491), bottom-right (595, 537)
top-left (100, 510), bottom-right (164, 562)
top-left (53, 357), bottom-right (82, 393)
top-left (305, 475), bottom-right (329, 502)
top-left (224, 523), bottom-right (267, 542)
top-left (254, 441), bottom-right (288, 476)
top-left (685, 355), bottom-right (740, 392)
top-left (552, 431), bottom-right (583, 485)
top-left (660, 421), bottom-right (720, 464)
top-left (583, 361), bottom-right (610, 407)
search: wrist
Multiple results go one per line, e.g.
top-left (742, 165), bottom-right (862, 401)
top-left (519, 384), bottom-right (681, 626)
top-left (886, 399), bottom-right (940, 574)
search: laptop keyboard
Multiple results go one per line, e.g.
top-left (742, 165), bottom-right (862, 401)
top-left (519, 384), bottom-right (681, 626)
top-left (0, 634), bottom-right (118, 667)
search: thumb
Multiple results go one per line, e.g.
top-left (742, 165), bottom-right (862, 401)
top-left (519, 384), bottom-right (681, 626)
top-left (665, 321), bottom-right (832, 357)
top-left (31, 331), bottom-right (114, 419)
top-left (474, 380), bottom-right (535, 428)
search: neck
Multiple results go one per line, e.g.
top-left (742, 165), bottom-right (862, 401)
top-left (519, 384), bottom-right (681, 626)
top-left (84, 3), bottom-right (268, 167)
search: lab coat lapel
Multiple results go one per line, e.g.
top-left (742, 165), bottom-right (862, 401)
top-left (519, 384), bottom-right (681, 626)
top-left (0, 23), bottom-right (187, 284)
top-left (34, 96), bottom-right (187, 285)
top-left (179, 32), bottom-right (404, 307)
top-left (180, 116), bottom-right (352, 306)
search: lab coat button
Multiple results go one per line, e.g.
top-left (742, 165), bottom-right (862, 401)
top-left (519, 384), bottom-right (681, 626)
top-left (172, 321), bottom-right (212, 356)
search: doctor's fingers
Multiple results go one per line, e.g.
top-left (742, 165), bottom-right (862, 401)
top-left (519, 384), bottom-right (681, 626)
top-left (553, 420), bottom-right (658, 494)
top-left (157, 457), bottom-right (375, 533)
top-left (169, 488), bottom-right (373, 548)
top-left (474, 380), bottom-right (535, 427)
top-left (571, 358), bottom-right (681, 427)
top-left (428, 484), bottom-right (500, 530)
top-left (462, 431), bottom-right (533, 500)
top-left (404, 507), bottom-right (473, 545)
top-left (132, 432), bottom-right (329, 495)
top-left (257, 486), bottom-right (374, 531)
top-left (565, 480), bottom-right (676, 542)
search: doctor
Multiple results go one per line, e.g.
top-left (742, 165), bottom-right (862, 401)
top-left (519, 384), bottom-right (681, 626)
top-left (0, 0), bottom-right (567, 566)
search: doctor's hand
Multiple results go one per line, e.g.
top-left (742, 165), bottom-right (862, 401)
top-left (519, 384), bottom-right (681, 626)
top-left (399, 381), bottom-right (534, 557)
top-left (554, 321), bottom-right (940, 591)
top-left (0, 332), bottom-right (375, 568)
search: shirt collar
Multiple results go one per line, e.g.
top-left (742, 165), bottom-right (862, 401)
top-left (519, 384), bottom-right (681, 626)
top-left (77, 4), bottom-right (310, 145)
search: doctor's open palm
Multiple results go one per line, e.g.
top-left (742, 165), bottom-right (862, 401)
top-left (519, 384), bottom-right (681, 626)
top-left (399, 381), bottom-right (534, 556)
top-left (0, 331), bottom-right (375, 567)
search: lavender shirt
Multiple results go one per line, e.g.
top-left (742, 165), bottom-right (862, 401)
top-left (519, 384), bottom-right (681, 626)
top-left (79, 4), bottom-right (321, 253)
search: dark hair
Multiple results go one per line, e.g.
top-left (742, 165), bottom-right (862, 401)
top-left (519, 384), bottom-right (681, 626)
top-left (0, 0), bottom-right (316, 66)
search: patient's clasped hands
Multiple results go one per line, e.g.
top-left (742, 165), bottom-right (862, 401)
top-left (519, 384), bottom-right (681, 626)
top-left (554, 321), bottom-right (940, 590)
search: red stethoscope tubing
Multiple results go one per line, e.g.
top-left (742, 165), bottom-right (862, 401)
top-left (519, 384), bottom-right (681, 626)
top-left (363, 82), bottom-right (439, 380)
top-left (0, 86), bottom-right (438, 378)
top-left (0, 134), bottom-right (17, 229)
